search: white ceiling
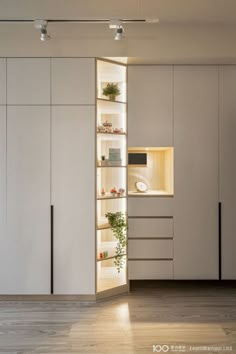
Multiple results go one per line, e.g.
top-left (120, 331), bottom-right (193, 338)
top-left (0, 0), bottom-right (236, 63)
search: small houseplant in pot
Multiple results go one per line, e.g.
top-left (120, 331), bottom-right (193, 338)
top-left (102, 83), bottom-right (121, 101)
top-left (105, 211), bottom-right (127, 273)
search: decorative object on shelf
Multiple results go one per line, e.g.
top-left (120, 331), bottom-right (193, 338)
top-left (135, 181), bottom-right (148, 193)
top-left (101, 155), bottom-right (106, 161)
top-left (97, 125), bottom-right (106, 133)
top-left (107, 160), bottom-right (122, 166)
top-left (105, 211), bottom-right (127, 273)
top-left (113, 128), bottom-right (123, 134)
top-left (102, 83), bottom-right (121, 101)
top-left (108, 148), bottom-right (122, 166)
top-left (97, 125), bottom-right (124, 134)
top-left (101, 188), bottom-right (106, 196)
top-left (99, 251), bottom-right (108, 259)
top-left (118, 188), bottom-right (125, 196)
top-left (109, 148), bottom-right (121, 161)
top-left (102, 121), bottom-right (112, 128)
top-left (110, 187), bottom-right (117, 197)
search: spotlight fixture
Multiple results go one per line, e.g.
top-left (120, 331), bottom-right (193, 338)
top-left (114, 25), bottom-right (124, 40)
top-left (34, 20), bottom-right (50, 41)
top-left (0, 18), bottom-right (159, 42)
top-left (109, 19), bottom-right (125, 40)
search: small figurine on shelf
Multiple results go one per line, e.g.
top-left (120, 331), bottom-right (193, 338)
top-left (110, 187), bottom-right (117, 197)
top-left (101, 155), bottom-right (106, 161)
top-left (103, 251), bottom-right (108, 258)
top-left (100, 252), bottom-right (103, 259)
top-left (118, 188), bottom-right (125, 196)
top-left (102, 121), bottom-right (112, 128)
top-left (97, 125), bottom-right (105, 133)
top-left (101, 188), bottom-right (106, 196)
top-left (113, 128), bottom-right (123, 134)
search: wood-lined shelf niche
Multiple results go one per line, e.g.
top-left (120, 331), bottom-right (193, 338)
top-left (128, 147), bottom-right (174, 197)
top-left (96, 58), bottom-right (128, 296)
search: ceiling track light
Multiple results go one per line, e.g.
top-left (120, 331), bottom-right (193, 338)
top-left (0, 18), bottom-right (159, 41)
top-left (109, 19), bottom-right (125, 40)
top-left (114, 25), bottom-right (124, 41)
top-left (34, 20), bottom-right (50, 41)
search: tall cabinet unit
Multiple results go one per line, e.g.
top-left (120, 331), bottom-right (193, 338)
top-left (0, 59), bottom-right (6, 257)
top-left (96, 59), bottom-right (128, 297)
top-left (219, 66), bottom-right (236, 279)
top-left (173, 66), bottom-right (219, 279)
top-left (127, 65), bottom-right (174, 281)
top-left (1, 59), bottom-right (51, 294)
top-left (0, 106), bottom-right (6, 282)
top-left (51, 59), bottom-right (96, 295)
top-left (128, 65), bottom-right (173, 147)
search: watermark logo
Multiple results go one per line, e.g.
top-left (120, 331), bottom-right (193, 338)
top-left (153, 345), bottom-right (170, 352)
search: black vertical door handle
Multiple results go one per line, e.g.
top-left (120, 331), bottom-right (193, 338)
top-left (51, 205), bottom-right (54, 294)
top-left (219, 202), bottom-right (222, 280)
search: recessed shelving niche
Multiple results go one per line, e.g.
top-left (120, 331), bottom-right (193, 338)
top-left (128, 147), bottom-right (174, 196)
top-left (96, 59), bottom-right (128, 295)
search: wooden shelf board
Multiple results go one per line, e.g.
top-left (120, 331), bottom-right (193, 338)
top-left (97, 195), bottom-right (127, 200)
top-left (97, 132), bottom-right (126, 136)
top-left (97, 98), bottom-right (127, 105)
top-left (97, 224), bottom-right (111, 230)
top-left (97, 254), bottom-right (126, 262)
top-left (97, 165), bottom-right (127, 168)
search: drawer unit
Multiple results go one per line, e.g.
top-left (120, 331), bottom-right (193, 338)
top-left (128, 260), bottom-right (173, 279)
top-left (128, 197), bottom-right (173, 217)
top-left (128, 218), bottom-right (173, 238)
top-left (128, 239), bottom-right (173, 259)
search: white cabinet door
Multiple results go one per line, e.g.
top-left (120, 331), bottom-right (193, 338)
top-left (4, 106), bottom-right (51, 294)
top-left (51, 58), bottom-right (95, 105)
top-left (128, 66), bottom-right (173, 147)
top-left (219, 66), bottom-right (236, 279)
top-left (0, 59), bottom-right (6, 104)
top-left (7, 59), bottom-right (50, 104)
top-left (173, 66), bottom-right (219, 279)
top-left (52, 106), bottom-right (95, 295)
top-left (0, 106), bottom-right (6, 253)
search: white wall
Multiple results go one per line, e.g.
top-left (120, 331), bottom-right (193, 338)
top-left (1, 24), bottom-right (236, 64)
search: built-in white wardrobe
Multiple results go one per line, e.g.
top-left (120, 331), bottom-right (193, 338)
top-left (1, 59), bottom-right (236, 297)
top-left (128, 64), bottom-right (236, 281)
top-left (0, 58), bottom-right (96, 295)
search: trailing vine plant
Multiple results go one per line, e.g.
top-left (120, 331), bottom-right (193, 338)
top-left (105, 211), bottom-right (127, 273)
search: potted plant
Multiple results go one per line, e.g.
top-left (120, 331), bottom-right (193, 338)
top-left (102, 83), bottom-right (121, 101)
top-left (105, 211), bottom-right (127, 273)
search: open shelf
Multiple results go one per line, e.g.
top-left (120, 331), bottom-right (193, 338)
top-left (128, 147), bottom-right (174, 196)
top-left (96, 59), bottom-right (127, 296)
top-left (97, 198), bottom-right (127, 229)
top-left (97, 99), bottom-right (126, 134)
top-left (97, 256), bottom-right (127, 292)
top-left (96, 60), bottom-right (127, 103)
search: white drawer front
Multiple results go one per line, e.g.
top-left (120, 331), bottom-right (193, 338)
top-left (128, 197), bottom-right (173, 217)
top-left (128, 260), bottom-right (173, 279)
top-left (128, 239), bottom-right (173, 259)
top-left (128, 218), bottom-right (173, 238)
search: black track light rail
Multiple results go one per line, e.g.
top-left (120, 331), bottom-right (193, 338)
top-left (0, 19), bottom-right (149, 24)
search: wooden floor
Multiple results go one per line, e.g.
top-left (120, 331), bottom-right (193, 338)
top-left (0, 281), bottom-right (236, 354)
